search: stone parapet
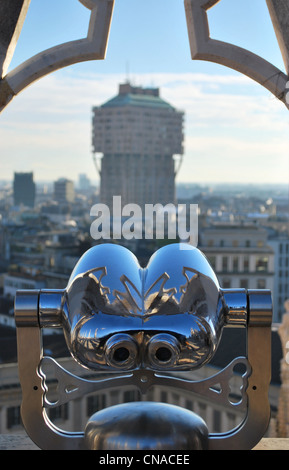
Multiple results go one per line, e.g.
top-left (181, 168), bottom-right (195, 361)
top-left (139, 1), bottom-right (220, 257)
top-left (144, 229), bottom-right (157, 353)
top-left (0, 435), bottom-right (288, 451)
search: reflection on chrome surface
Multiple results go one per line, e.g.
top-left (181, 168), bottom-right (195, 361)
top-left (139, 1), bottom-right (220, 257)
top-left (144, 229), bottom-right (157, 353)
top-left (14, 241), bottom-right (272, 450)
top-left (62, 243), bottom-right (225, 371)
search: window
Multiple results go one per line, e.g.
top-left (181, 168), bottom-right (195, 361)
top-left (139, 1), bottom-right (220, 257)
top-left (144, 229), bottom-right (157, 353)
top-left (222, 279), bottom-right (231, 288)
top-left (172, 393), bottom-right (180, 405)
top-left (279, 284), bottom-right (283, 293)
top-left (208, 256), bottom-right (216, 269)
top-left (49, 404), bottom-right (68, 422)
top-left (256, 257), bottom-right (268, 272)
top-left (7, 406), bottom-right (21, 429)
top-left (87, 394), bottom-right (106, 415)
top-left (227, 412), bottom-right (236, 430)
top-left (198, 402), bottom-right (207, 420)
top-left (243, 256), bottom-right (249, 272)
top-left (123, 390), bottom-right (141, 403)
top-left (233, 256), bottom-right (239, 271)
top-left (240, 279), bottom-right (248, 289)
top-left (185, 400), bottom-right (194, 411)
top-left (161, 391), bottom-right (168, 403)
top-left (257, 279), bottom-right (266, 289)
top-left (222, 256), bottom-right (228, 272)
top-left (213, 410), bottom-right (221, 433)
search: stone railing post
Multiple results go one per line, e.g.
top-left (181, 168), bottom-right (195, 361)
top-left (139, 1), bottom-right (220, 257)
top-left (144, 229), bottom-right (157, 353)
top-left (277, 300), bottom-right (289, 437)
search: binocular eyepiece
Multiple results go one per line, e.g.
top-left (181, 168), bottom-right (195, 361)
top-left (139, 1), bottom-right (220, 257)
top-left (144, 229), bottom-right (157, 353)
top-left (105, 334), bottom-right (138, 370)
top-left (104, 333), bottom-right (180, 370)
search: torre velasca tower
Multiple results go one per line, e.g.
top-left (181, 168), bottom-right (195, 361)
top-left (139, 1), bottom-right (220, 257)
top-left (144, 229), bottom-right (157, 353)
top-left (92, 83), bottom-right (184, 212)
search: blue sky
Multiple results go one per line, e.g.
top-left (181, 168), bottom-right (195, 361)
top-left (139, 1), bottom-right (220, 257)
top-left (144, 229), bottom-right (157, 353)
top-left (0, 0), bottom-right (288, 186)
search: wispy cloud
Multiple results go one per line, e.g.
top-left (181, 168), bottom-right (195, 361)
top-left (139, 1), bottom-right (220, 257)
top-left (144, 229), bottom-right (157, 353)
top-left (181, 134), bottom-right (289, 184)
top-left (0, 70), bottom-right (288, 184)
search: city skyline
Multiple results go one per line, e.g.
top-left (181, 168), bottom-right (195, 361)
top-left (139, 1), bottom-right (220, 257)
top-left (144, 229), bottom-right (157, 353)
top-left (0, 0), bottom-right (288, 185)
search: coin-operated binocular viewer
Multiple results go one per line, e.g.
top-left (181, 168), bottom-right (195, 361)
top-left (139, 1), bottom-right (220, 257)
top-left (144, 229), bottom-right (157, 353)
top-left (14, 243), bottom-right (272, 450)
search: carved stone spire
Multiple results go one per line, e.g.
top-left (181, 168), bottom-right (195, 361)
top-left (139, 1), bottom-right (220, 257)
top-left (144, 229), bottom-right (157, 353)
top-left (0, 0), bottom-right (31, 78)
top-left (267, 0), bottom-right (289, 75)
top-left (0, 0), bottom-right (114, 113)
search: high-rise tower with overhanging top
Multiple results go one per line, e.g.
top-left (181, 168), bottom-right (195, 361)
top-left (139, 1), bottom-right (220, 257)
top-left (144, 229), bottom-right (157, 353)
top-left (92, 83), bottom-right (184, 212)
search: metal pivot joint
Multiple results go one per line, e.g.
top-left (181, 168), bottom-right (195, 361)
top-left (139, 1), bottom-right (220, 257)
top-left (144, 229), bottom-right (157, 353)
top-left (14, 243), bottom-right (272, 450)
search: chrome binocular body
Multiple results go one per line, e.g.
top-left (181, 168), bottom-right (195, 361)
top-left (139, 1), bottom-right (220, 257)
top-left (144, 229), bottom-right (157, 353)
top-left (14, 243), bottom-right (272, 450)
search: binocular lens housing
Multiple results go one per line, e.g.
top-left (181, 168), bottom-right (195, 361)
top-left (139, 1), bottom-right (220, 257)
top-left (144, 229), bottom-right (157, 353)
top-left (103, 332), bottom-right (183, 370)
top-left (105, 334), bottom-right (138, 370)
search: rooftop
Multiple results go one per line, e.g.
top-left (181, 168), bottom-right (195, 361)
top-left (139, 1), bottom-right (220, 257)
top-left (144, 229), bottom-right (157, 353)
top-left (99, 82), bottom-right (174, 110)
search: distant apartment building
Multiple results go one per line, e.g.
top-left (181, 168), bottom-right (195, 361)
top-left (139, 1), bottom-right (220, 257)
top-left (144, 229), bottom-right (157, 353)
top-left (13, 172), bottom-right (35, 208)
top-left (199, 223), bottom-right (275, 294)
top-left (78, 173), bottom-right (91, 191)
top-left (268, 237), bottom-right (289, 323)
top-left (92, 83), bottom-right (184, 211)
top-left (54, 178), bottom-right (75, 204)
top-left (3, 272), bottom-right (46, 298)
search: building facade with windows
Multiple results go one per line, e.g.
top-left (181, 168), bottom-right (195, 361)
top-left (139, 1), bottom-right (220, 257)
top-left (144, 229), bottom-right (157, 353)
top-left (268, 237), bottom-right (289, 323)
top-left (199, 223), bottom-right (275, 296)
top-left (53, 178), bottom-right (75, 205)
top-left (92, 83), bottom-right (184, 212)
top-left (3, 272), bottom-right (46, 298)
